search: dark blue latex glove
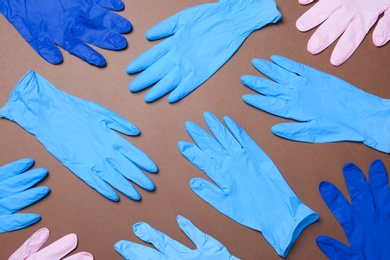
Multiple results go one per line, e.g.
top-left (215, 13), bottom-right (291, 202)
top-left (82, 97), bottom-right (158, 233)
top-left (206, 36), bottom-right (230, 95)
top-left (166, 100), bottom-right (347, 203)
top-left (317, 160), bottom-right (390, 259)
top-left (0, 0), bottom-right (132, 66)
top-left (0, 70), bottom-right (157, 202)
top-left (0, 158), bottom-right (49, 233)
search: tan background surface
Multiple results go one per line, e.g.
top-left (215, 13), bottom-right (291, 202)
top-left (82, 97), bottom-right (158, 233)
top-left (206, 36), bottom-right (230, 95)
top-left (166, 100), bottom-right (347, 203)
top-left (0, 0), bottom-right (389, 259)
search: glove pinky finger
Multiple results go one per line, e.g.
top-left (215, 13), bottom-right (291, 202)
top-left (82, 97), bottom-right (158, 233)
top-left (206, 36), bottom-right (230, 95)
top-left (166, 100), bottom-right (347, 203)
top-left (316, 236), bottom-right (357, 259)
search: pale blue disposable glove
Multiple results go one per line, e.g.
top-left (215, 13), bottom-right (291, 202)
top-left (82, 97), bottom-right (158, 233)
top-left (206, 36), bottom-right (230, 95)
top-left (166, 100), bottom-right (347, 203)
top-left (0, 0), bottom-right (131, 66)
top-left (0, 158), bottom-right (49, 233)
top-left (317, 160), bottom-right (390, 259)
top-left (115, 215), bottom-right (240, 260)
top-left (178, 112), bottom-right (318, 258)
top-left (127, 0), bottom-right (281, 103)
top-left (242, 55), bottom-right (390, 153)
top-left (0, 70), bottom-right (158, 202)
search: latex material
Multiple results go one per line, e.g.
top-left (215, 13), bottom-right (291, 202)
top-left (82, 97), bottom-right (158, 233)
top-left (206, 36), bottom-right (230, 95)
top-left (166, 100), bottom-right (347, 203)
top-left (115, 215), bottom-right (239, 260)
top-left (0, 70), bottom-right (158, 202)
top-left (296, 0), bottom-right (390, 66)
top-left (0, 0), bottom-right (132, 66)
top-left (9, 227), bottom-right (93, 260)
top-left (242, 55), bottom-right (390, 153)
top-left (178, 112), bottom-right (318, 257)
top-left (316, 160), bottom-right (390, 259)
top-left (0, 158), bottom-right (49, 233)
top-left (127, 0), bottom-right (281, 103)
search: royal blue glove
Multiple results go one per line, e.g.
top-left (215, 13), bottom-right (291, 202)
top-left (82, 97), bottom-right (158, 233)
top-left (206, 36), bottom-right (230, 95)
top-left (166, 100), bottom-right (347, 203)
top-left (317, 160), bottom-right (390, 259)
top-left (0, 0), bottom-right (132, 66)
top-left (127, 0), bottom-right (281, 103)
top-left (115, 215), bottom-right (239, 260)
top-left (178, 112), bottom-right (318, 257)
top-left (0, 158), bottom-right (49, 233)
top-left (242, 55), bottom-right (390, 153)
top-left (0, 70), bottom-right (157, 202)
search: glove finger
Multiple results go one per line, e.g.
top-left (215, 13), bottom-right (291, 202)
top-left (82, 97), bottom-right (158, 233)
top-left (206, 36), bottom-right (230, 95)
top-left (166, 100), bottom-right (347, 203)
top-left (185, 121), bottom-right (225, 155)
top-left (203, 112), bottom-right (242, 155)
top-left (241, 75), bottom-right (292, 98)
top-left (298, 0), bottom-right (316, 5)
top-left (0, 213), bottom-right (41, 233)
top-left (119, 141), bottom-right (158, 174)
top-left (73, 26), bottom-right (128, 50)
top-left (373, 9), bottom-right (390, 47)
top-left (146, 12), bottom-right (181, 40)
top-left (81, 170), bottom-right (119, 201)
top-left (343, 162), bottom-right (376, 214)
top-left (242, 94), bottom-right (295, 120)
top-left (178, 141), bottom-right (218, 173)
top-left (368, 160), bottom-right (390, 212)
top-left (27, 233), bottom-right (77, 260)
top-left (176, 215), bottom-right (209, 248)
top-left (62, 252), bottom-right (94, 260)
top-left (270, 55), bottom-right (310, 76)
top-left (129, 55), bottom-right (173, 92)
top-left (251, 58), bottom-right (298, 84)
top-left (101, 112), bottom-right (140, 136)
top-left (271, 121), bottom-right (364, 143)
top-left (319, 181), bottom-right (356, 234)
top-left (133, 222), bottom-right (190, 254)
top-left (190, 178), bottom-right (229, 213)
top-left (96, 0), bottom-right (125, 11)
top-left (316, 236), bottom-right (356, 259)
top-left (0, 168), bottom-right (48, 198)
top-left (126, 40), bottom-right (172, 74)
top-left (167, 73), bottom-right (204, 103)
top-left (9, 227), bottom-right (49, 260)
top-left (296, 0), bottom-right (341, 31)
top-left (0, 186), bottom-right (50, 214)
top-left (114, 240), bottom-right (165, 260)
top-left (144, 68), bottom-right (181, 103)
top-left (0, 158), bottom-right (34, 181)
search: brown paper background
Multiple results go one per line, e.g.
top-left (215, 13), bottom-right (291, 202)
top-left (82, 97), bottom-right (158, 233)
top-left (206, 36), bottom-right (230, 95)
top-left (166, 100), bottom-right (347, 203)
top-left (0, 0), bottom-right (389, 259)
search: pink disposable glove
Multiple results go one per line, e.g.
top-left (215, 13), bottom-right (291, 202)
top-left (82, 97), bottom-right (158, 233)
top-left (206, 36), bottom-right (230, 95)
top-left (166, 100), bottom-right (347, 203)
top-left (296, 0), bottom-right (390, 66)
top-left (9, 227), bottom-right (93, 260)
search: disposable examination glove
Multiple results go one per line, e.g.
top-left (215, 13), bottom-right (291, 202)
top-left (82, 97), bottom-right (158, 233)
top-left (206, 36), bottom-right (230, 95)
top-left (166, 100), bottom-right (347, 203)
top-left (242, 55), bottom-right (390, 153)
top-left (9, 227), bottom-right (93, 260)
top-left (127, 0), bottom-right (281, 103)
top-left (0, 0), bottom-right (132, 66)
top-left (0, 70), bottom-right (158, 202)
top-left (115, 215), bottom-right (239, 260)
top-left (296, 0), bottom-right (390, 66)
top-left (0, 158), bottom-right (49, 233)
top-left (317, 160), bottom-right (390, 259)
top-left (178, 112), bottom-right (318, 257)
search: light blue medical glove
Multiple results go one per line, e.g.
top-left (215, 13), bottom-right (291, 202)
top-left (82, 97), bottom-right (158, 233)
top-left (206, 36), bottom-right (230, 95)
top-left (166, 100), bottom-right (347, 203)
top-left (0, 0), bottom-right (131, 66)
top-left (178, 112), bottom-right (318, 258)
top-left (0, 158), bottom-right (49, 233)
top-left (115, 215), bottom-right (239, 260)
top-left (317, 160), bottom-right (390, 259)
top-left (0, 70), bottom-right (158, 202)
top-left (241, 55), bottom-right (390, 153)
top-left (127, 0), bottom-right (281, 103)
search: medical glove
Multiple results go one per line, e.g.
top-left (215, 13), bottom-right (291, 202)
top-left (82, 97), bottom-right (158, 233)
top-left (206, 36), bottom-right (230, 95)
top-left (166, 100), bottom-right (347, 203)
top-left (296, 0), bottom-right (390, 66)
top-left (0, 70), bottom-right (158, 202)
top-left (0, 0), bottom-right (132, 66)
top-left (178, 112), bottom-right (318, 258)
top-left (9, 227), bottom-right (93, 260)
top-left (115, 215), bottom-right (239, 260)
top-left (127, 0), bottom-right (281, 103)
top-left (317, 160), bottom-right (390, 259)
top-left (0, 158), bottom-right (49, 233)
top-left (242, 55), bottom-right (390, 153)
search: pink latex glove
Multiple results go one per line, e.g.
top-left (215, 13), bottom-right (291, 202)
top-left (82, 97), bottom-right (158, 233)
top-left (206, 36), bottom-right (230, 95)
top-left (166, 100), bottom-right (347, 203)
top-left (296, 0), bottom-right (390, 66)
top-left (9, 227), bottom-right (93, 260)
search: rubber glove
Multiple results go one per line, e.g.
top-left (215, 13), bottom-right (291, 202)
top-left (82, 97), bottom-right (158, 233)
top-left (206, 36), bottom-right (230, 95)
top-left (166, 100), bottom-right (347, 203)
top-left (0, 70), bottom-right (158, 202)
top-left (296, 0), bottom-right (390, 66)
top-left (178, 112), bottom-right (318, 258)
top-left (242, 55), bottom-right (390, 153)
top-left (115, 215), bottom-right (239, 260)
top-left (0, 158), bottom-right (49, 233)
top-left (127, 0), bottom-right (281, 103)
top-left (9, 227), bottom-right (93, 260)
top-left (316, 160), bottom-right (390, 259)
top-left (0, 0), bottom-right (132, 66)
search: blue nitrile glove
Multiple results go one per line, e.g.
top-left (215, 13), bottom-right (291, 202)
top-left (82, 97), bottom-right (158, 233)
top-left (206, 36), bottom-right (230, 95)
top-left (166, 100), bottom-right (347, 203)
top-left (115, 215), bottom-right (240, 260)
top-left (178, 112), bottom-right (318, 258)
top-left (241, 55), bottom-right (390, 153)
top-left (316, 160), bottom-right (390, 259)
top-left (127, 0), bottom-right (281, 103)
top-left (0, 70), bottom-right (158, 202)
top-left (0, 158), bottom-right (49, 233)
top-left (0, 0), bottom-right (132, 66)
